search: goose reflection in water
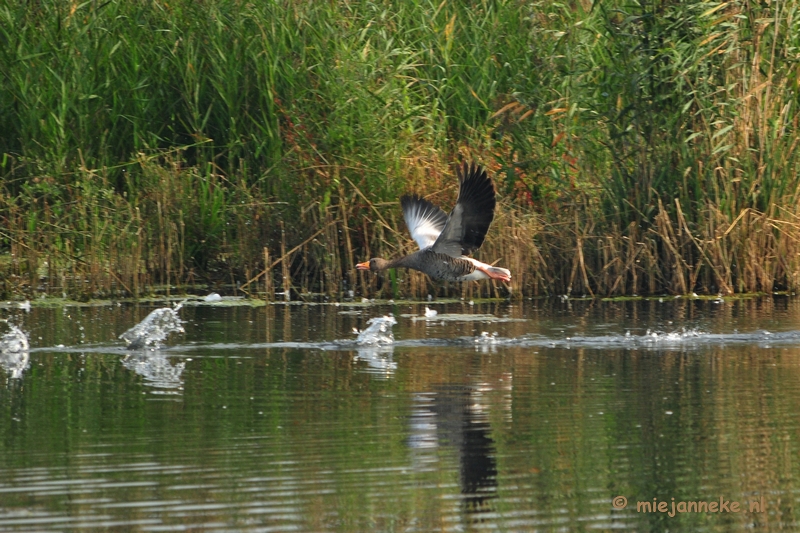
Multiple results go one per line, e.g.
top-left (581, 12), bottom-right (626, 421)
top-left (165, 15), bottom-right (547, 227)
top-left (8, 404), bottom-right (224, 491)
top-left (409, 383), bottom-right (500, 521)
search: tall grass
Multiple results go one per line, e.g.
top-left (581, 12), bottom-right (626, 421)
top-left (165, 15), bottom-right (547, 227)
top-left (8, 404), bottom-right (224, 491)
top-left (1, 0), bottom-right (799, 299)
top-left (497, 0), bottom-right (800, 295)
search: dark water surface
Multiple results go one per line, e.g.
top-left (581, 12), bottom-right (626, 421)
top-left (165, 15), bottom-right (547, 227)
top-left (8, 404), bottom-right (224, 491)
top-left (1, 297), bottom-right (799, 532)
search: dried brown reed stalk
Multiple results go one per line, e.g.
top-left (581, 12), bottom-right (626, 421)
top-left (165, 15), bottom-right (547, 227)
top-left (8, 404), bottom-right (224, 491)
top-left (653, 199), bottom-right (689, 295)
top-left (3, 155), bottom-right (800, 301)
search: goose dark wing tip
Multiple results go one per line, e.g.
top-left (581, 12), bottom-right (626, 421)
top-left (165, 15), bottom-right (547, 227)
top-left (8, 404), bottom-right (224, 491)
top-left (455, 162), bottom-right (496, 254)
top-left (457, 161), bottom-right (488, 185)
top-left (432, 162), bottom-right (497, 257)
top-left (399, 194), bottom-right (417, 208)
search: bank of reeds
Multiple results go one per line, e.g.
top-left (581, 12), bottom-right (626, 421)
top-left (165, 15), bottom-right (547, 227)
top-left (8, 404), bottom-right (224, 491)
top-left (1, 0), bottom-right (799, 300)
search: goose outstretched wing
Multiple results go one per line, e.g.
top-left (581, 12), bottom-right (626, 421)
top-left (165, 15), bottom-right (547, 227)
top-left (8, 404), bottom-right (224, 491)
top-left (401, 195), bottom-right (448, 250)
top-left (431, 163), bottom-right (496, 258)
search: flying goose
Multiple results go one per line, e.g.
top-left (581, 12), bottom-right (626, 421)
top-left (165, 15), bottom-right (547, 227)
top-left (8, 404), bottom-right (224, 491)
top-left (356, 163), bottom-right (511, 282)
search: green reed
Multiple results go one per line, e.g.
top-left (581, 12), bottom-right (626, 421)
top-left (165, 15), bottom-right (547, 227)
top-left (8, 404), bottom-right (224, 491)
top-left (495, 0), bottom-right (800, 295)
top-left (1, 0), bottom-right (799, 299)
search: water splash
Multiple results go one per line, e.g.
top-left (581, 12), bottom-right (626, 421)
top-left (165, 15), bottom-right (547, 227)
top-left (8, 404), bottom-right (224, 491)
top-left (474, 331), bottom-right (498, 353)
top-left (122, 352), bottom-right (185, 390)
top-left (405, 312), bottom-right (525, 323)
top-left (119, 304), bottom-right (185, 350)
top-left (0, 324), bottom-right (30, 379)
top-left (474, 331), bottom-right (498, 345)
top-left (641, 328), bottom-right (704, 343)
top-left (355, 347), bottom-right (397, 376)
top-left (356, 316), bottom-right (397, 346)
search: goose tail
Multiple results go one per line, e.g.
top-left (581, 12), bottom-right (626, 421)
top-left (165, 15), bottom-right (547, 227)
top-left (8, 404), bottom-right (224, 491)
top-left (487, 266), bottom-right (511, 281)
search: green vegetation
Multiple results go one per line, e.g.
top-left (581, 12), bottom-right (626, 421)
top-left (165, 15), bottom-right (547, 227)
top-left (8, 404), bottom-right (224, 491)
top-left (1, 0), bottom-right (799, 299)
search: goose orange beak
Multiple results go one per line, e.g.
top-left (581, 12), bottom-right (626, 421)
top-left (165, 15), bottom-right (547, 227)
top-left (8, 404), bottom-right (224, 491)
top-left (356, 261), bottom-right (370, 270)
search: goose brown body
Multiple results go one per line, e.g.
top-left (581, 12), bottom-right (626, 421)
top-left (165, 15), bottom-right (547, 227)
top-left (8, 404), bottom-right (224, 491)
top-left (356, 163), bottom-right (511, 283)
top-left (364, 251), bottom-right (486, 282)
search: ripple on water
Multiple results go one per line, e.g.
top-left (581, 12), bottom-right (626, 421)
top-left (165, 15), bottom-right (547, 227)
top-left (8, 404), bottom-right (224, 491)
top-left (2, 300), bottom-right (800, 531)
